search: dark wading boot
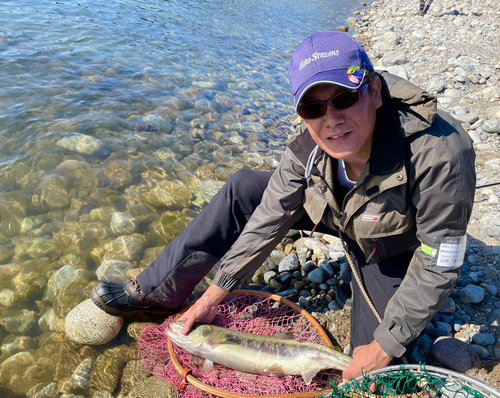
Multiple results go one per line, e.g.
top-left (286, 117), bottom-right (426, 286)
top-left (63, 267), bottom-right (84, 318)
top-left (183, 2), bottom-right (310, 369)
top-left (91, 280), bottom-right (180, 316)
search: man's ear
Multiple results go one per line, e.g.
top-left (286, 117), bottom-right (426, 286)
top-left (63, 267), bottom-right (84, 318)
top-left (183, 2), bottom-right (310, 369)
top-left (371, 76), bottom-right (383, 109)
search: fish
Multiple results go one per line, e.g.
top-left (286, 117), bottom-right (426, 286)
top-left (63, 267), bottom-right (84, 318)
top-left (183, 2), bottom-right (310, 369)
top-left (167, 321), bottom-right (352, 385)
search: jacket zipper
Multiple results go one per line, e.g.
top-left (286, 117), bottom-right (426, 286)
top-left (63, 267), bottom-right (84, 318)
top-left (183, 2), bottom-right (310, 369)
top-left (366, 241), bottom-right (381, 263)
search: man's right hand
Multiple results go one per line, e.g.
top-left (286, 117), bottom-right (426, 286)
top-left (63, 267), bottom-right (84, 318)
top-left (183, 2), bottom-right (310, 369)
top-left (177, 284), bottom-right (229, 335)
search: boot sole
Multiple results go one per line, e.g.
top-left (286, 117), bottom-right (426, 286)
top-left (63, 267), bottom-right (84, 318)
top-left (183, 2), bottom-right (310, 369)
top-left (91, 287), bottom-right (178, 316)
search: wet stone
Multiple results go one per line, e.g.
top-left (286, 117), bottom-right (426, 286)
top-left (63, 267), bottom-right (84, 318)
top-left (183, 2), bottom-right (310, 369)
top-left (0, 289), bottom-right (15, 308)
top-left (127, 322), bottom-right (157, 341)
top-left (53, 278), bottom-right (95, 318)
top-left (139, 246), bottom-right (165, 268)
top-left (119, 359), bottom-right (150, 396)
top-left (0, 309), bottom-right (37, 335)
top-left (0, 335), bottom-right (36, 362)
top-left (0, 351), bottom-right (35, 386)
top-left (45, 265), bottom-right (94, 302)
top-left (23, 357), bottom-right (57, 393)
top-left (145, 211), bottom-right (191, 247)
top-left (56, 134), bottom-right (104, 156)
top-left (69, 357), bottom-right (94, 391)
top-left (111, 212), bottom-right (139, 236)
top-left (89, 345), bottom-right (140, 395)
top-left (102, 234), bottom-right (147, 264)
top-left (96, 259), bottom-right (136, 283)
top-left (38, 308), bottom-right (62, 333)
top-left (126, 376), bottom-right (178, 398)
top-left (65, 299), bottom-right (123, 345)
top-left (25, 381), bottom-right (58, 398)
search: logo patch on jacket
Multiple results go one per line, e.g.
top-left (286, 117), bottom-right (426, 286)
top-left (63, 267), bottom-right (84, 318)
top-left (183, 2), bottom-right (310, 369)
top-left (362, 215), bottom-right (380, 222)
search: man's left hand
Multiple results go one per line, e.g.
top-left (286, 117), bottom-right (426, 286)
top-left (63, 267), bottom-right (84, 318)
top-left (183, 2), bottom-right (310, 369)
top-left (342, 340), bottom-right (392, 382)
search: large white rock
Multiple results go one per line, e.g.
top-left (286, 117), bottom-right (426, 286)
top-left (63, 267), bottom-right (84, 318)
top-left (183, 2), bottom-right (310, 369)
top-left (65, 299), bottom-right (123, 345)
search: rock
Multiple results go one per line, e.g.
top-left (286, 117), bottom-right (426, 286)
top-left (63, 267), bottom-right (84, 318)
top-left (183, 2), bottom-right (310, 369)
top-left (126, 376), bottom-right (178, 398)
top-left (0, 351), bottom-right (35, 385)
top-left (89, 345), bottom-right (139, 395)
top-left (38, 308), bottom-right (62, 333)
top-left (471, 344), bottom-right (490, 360)
top-left (65, 299), bottom-right (123, 345)
top-left (25, 381), bottom-right (58, 398)
top-left (127, 322), bottom-right (156, 341)
top-left (96, 259), bottom-right (136, 283)
top-left (431, 336), bottom-right (481, 372)
top-left (459, 285), bottom-right (484, 304)
top-left (69, 357), bottom-right (94, 390)
top-left (45, 265), bottom-right (94, 302)
top-left (308, 268), bottom-right (327, 284)
top-left (471, 332), bottom-right (496, 346)
top-left (278, 254), bottom-right (299, 273)
top-left (0, 309), bottom-right (37, 334)
top-left (483, 119), bottom-right (500, 134)
top-left (102, 234), bottom-right (147, 264)
top-left (426, 78), bottom-right (446, 93)
top-left (119, 359), bottom-right (150, 396)
top-left (439, 297), bottom-right (456, 313)
top-left (56, 134), bottom-right (104, 155)
top-left (111, 212), bottom-right (139, 236)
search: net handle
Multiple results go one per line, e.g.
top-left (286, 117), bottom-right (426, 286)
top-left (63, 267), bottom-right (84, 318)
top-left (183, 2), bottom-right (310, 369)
top-left (167, 289), bottom-right (341, 398)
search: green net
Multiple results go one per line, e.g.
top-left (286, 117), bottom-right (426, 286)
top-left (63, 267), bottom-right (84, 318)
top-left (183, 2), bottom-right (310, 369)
top-left (317, 364), bottom-right (500, 398)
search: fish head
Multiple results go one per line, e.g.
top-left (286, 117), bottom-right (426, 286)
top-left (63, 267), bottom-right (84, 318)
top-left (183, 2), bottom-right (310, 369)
top-left (167, 322), bottom-right (214, 351)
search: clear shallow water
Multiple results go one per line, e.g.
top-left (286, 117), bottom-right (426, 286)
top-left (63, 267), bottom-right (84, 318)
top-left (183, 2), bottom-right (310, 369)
top-left (0, 0), bottom-right (362, 167)
top-left (0, 0), bottom-right (367, 395)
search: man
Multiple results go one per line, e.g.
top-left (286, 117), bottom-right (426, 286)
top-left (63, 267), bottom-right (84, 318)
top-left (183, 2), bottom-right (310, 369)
top-left (92, 32), bottom-right (475, 379)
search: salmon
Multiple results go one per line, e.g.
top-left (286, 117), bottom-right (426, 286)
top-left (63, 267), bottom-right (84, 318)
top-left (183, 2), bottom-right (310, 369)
top-left (167, 321), bottom-right (352, 385)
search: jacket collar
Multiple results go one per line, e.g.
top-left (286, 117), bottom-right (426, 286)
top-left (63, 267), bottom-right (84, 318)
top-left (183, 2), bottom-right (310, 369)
top-left (367, 78), bottom-right (405, 176)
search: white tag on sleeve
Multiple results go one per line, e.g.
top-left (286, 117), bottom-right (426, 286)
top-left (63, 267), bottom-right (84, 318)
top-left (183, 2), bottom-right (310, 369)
top-left (429, 235), bottom-right (466, 270)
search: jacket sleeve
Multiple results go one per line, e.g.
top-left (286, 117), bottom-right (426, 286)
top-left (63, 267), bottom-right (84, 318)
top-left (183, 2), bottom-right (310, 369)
top-left (373, 111), bottom-right (476, 358)
top-left (212, 147), bottom-right (308, 292)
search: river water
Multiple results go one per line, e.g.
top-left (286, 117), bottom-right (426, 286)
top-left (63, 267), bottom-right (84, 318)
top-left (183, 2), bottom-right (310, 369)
top-left (0, 0), bottom-right (366, 395)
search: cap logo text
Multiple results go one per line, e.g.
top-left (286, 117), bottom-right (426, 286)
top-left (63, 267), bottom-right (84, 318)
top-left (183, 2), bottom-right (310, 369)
top-left (299, 50), bottom-right (340, 71)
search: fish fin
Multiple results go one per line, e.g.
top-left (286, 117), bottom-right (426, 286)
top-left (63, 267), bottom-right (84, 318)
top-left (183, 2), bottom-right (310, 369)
top-left (201, 359), bottom-right (214, 372)
top-left (264, 363), bottom-right (285, 376)
top-left (206, 330), bottom-right (229, 348)
top-left (273, 332), bottom-right (293, 339)
top-left (300, 369), bottom-right (319, 385)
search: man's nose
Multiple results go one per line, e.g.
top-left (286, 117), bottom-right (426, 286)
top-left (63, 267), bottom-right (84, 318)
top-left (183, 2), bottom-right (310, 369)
top-left (324, 102), bottom-right (346, 125)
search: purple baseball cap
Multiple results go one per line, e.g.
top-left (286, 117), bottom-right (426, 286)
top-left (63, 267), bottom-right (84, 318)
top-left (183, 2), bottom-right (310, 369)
top-left (288, 32), bottom-right (373, 110)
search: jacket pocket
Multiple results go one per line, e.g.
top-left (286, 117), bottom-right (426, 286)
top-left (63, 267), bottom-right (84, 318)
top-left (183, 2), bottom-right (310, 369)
top-left (303, 185), bottom-right (328, 224)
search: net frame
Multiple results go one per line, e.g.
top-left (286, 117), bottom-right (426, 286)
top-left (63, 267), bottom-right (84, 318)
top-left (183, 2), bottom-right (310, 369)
top-left (344, 364), bottom-right (500, 398)
top-left (139, 289), bottom-right (344, 397)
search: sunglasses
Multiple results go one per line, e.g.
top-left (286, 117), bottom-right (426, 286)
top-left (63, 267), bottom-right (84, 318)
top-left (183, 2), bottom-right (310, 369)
top-left (297, 82), bottom-right (370, 119)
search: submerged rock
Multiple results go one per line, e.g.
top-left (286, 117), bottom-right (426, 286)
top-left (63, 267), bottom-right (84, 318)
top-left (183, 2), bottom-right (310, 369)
top-left (126, 376), bottom-right (178, 398)
top-left (56, 134), bottom-right (104, 156)
top-left (65, 299), bottom-right (123, 345)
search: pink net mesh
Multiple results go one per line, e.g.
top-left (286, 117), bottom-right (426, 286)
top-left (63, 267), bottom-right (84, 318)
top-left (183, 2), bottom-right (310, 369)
top-left (138, 291), bottom-right (342, 397)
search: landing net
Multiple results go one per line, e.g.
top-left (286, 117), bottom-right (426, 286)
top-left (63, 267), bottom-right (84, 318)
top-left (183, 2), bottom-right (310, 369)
top-left (138, 290), bottom-right (343, 397)
top-left (320, 364), bottom-right (500, 398)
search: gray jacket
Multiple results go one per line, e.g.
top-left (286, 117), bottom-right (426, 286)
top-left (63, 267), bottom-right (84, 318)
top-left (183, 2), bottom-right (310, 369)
top-left (212, 72), bottom-right (476, 358)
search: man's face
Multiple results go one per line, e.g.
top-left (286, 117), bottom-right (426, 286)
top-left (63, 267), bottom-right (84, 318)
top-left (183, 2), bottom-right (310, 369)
top-left (301, 76), bottom-right (383, 165)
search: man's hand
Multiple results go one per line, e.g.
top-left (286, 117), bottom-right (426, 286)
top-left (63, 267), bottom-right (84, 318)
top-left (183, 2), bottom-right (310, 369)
top-left (177, 284), bottom-right (229, 335)
top-left (342, 340), bottom-right (393, 382)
